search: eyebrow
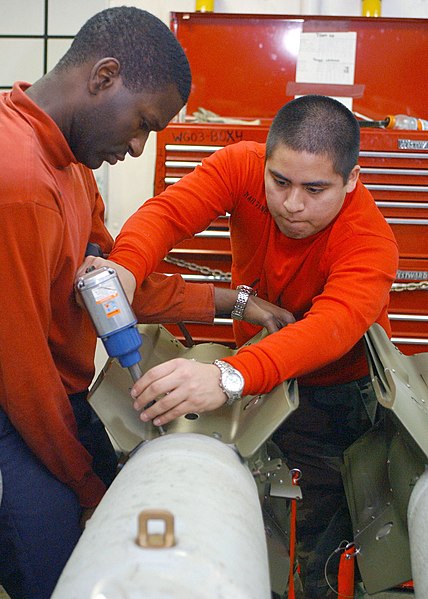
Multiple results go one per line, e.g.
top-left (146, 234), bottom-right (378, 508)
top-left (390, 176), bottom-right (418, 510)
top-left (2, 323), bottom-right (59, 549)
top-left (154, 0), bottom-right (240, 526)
top-left (269, 168), bottom-right (330, 187)
top-left (151, 118), bottom-right (162, 132)
top-left (152, 111), bottom-right (173, 132)
top-left (141, 111), bottom-right (161, 132)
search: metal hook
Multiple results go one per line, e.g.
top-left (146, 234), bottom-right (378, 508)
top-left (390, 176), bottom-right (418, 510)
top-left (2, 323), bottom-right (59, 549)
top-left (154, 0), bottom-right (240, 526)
top-left (290, 468), bottom-right (302, 484)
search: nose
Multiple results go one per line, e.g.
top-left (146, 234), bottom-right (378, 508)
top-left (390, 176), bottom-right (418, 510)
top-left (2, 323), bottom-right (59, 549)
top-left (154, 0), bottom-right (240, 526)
top-left (283, 188), bottom-right (304, 213)
top-left (128, 130), bottom-right (149, 158)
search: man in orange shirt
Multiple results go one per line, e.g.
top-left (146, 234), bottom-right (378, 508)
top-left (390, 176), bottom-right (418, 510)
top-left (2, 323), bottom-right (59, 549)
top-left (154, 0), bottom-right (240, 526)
top-left (83, 95), bottom-right (399, 598)
top-left (0, 7), bottom-right (196, 599)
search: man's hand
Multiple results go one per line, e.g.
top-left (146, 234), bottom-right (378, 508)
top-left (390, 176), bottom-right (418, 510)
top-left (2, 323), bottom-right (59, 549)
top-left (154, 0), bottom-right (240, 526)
top-left (214, 288), bottom-right (295, 333)
top-left (76, 257), bottom-right (137, 304)
top-left (131, 359), bottom-right (227, 426)
top-left (243, 296), bottom-right (295, 333)
top-left (80, 506), bottom-right (96, 529)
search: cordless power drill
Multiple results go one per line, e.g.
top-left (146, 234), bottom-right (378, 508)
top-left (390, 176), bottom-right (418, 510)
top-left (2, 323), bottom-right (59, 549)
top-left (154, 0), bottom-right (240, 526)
top-left (76, 258), bottom-right (165, 435)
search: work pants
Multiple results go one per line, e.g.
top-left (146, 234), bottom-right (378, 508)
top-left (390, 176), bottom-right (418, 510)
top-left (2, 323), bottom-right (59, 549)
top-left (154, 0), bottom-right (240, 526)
top-left (272, 376), bottom-right (376, 599)
top-left (0, 392), bottom-right (118, 599)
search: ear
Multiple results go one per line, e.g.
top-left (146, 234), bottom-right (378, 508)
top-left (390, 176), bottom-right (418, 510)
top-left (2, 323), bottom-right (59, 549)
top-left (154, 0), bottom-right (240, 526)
top-left (345, 164), bottom-right (360, 193)
top-left (88, 58), bottom-right (121, 95)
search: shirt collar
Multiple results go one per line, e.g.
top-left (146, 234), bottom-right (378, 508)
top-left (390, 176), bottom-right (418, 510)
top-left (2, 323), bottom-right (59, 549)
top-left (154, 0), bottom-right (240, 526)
top-left (8, 81), bottom-right (78, 169)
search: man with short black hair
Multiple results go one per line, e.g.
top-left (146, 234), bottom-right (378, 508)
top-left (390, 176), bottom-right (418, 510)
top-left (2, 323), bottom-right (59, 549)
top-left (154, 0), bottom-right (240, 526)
top-left (0, 7), bottom-right (192, 598)
top-left (84, 95), bottom-right (399, 598)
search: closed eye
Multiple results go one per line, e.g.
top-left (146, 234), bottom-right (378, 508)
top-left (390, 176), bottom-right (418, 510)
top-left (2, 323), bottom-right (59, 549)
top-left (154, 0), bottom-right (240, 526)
top-left (305, 186), bottom-right (325, 194)
top-left (273, 176), bottom-right (289, 188)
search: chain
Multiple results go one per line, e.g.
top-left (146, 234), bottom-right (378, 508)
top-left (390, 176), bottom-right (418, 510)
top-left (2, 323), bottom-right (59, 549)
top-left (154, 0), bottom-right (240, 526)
top-left (165, 256), bottom-right (428, 291)
top-left (392, 281), bottom-right (428, 292)
top-left (164, 255), bottom-right (231, 282)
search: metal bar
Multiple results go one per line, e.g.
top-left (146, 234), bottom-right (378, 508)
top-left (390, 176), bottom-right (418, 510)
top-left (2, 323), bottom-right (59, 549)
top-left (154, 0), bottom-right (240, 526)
top-left (195, 230), bottom-right (230, 238)
top-left (360, 151), bottom-right (428, 160)
top-left (128, 362), bottom-right (143, 383)
top-left (386, 218), bottom-right (428, 225)
top-left (167, 274), bottom-right (227, 282)
top-left (165, 161), bottom-right (201, 168)
top-left (388, 314), bottom-right (428, 322)
top-left (213, 317), bottom-right (233, 325)
top-left (366, 184), bottom-right (428, 192)
top-left (165, 145), bottom-right (224, 152)
top-left (361, 168), bottom-right (428, 176)
top-left (392, 337), bottom-right (428, 345)
top-left (376, 201), bottom-right (428, 209)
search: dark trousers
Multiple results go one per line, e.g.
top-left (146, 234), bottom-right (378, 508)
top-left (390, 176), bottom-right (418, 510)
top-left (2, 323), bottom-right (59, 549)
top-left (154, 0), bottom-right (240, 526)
top-left (272, 376), bottom-right (376, 599)
top-left (0, 392), bottom-right (117, 599)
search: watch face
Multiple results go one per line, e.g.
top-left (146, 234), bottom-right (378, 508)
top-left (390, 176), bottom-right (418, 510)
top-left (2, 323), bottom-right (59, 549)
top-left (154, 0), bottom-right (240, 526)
top-left (224, 370), bottom-right (244, 393)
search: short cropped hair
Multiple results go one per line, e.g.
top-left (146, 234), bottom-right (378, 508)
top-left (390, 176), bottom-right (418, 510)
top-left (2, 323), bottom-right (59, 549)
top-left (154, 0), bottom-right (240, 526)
top-left (266, 95), bottom-right (360, 183)
top-left (55, 6), bottom-right (191, 104)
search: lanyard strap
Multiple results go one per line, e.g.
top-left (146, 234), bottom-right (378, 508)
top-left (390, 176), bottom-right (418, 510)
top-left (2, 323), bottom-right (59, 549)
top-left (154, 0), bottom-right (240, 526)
top-left (288, 469), bottom-right (301, 599)
top-left (338, 544), bottom-right (356, 599)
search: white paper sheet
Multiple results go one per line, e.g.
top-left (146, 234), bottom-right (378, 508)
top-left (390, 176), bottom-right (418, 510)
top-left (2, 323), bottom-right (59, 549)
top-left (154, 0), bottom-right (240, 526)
top-left (295, 31), bottom-right (357, 108)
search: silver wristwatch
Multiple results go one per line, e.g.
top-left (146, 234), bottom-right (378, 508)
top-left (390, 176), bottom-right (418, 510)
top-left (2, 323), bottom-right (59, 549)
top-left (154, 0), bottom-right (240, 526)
top-left (213, 360), bottom-right (245, 405)
top-left (231, 285), bottom-right (257, 320)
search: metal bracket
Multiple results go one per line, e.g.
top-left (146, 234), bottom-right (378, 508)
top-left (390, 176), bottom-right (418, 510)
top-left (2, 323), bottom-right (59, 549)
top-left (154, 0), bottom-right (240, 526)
top-left (269, 464), bottom-right (302, 500)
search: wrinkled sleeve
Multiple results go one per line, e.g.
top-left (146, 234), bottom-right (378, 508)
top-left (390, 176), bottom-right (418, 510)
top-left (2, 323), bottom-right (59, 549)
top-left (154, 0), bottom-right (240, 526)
top-left (226, 234), bottom-right (398, 395)
top-left (132, 273), bottom-right (215, 324)
top-left (0, 202), bottom-right (105, 507)
top-left (109, 146), bottom-right (238, 287)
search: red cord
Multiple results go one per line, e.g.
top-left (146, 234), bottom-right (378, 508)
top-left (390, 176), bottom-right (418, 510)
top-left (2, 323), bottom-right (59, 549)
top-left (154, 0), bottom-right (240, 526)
top-left (338, 544), bottom-right (356, 599)
top-left (288, 470), bottom-right (300, 599)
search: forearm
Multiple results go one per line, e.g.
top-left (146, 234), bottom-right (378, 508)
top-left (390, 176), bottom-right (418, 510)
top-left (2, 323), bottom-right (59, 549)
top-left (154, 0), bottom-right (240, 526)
top-left (215, 287), bottom-right (295, 334)
top-left (133, 274), bottom-right (215, 324)
top-left (214, 287), bottom-right (238, 315)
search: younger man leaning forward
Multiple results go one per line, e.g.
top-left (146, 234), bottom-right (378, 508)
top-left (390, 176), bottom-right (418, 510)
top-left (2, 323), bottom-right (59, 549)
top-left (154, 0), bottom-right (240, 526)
top-left (83, 95), bottom-right (399, 598)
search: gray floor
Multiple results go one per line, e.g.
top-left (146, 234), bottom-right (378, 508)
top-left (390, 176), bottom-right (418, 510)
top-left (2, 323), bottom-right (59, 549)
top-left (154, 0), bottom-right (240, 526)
top-left (1, 584), bottom-right (414, 598)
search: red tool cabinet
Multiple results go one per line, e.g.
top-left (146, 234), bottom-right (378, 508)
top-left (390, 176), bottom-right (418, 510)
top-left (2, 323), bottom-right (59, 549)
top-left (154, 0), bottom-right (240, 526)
top-left (154, 13), bottom-right (428, 354)
top-left (169, 13), bottom-right (428, 121)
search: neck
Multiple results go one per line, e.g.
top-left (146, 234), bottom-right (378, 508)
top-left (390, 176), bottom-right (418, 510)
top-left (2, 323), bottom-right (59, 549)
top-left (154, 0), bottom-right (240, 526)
top-left (25, 69), bottom-right (79, 141)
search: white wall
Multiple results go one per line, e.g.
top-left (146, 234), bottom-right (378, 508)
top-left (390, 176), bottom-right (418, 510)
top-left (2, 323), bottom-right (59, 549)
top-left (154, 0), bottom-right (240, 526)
top-left (106, 0), bottom-right (195, 238)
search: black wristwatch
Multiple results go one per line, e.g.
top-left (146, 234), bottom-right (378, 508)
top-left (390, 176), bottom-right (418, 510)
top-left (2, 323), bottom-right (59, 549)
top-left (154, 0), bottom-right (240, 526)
top-left (231, 285), bottom-right (257, 320)
top-left (213, 360), bottom-right (245, 405)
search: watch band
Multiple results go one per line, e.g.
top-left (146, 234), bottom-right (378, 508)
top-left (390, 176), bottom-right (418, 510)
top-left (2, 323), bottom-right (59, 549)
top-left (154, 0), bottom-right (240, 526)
top-left (213, 359), bottom-right (244, 405)
top-left (231, 285), bottom-right (257, 320)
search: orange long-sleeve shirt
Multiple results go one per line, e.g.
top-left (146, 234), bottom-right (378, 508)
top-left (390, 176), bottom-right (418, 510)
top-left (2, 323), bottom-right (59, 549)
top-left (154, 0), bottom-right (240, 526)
top-left (110, 141), bottom-right (399, 394)
top-left (0, 82), bottom-right (213, 507)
